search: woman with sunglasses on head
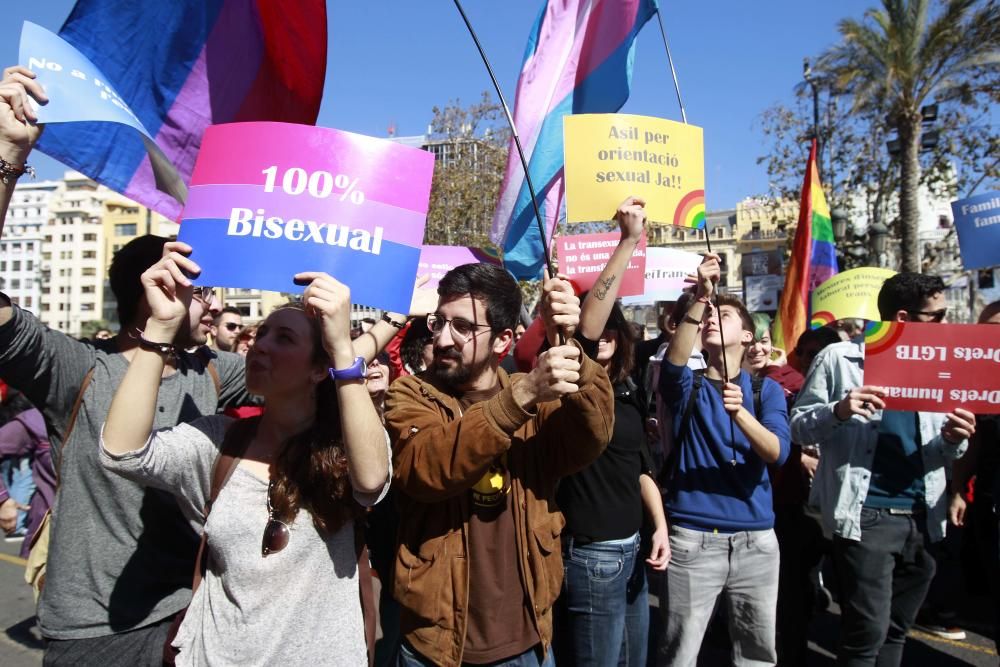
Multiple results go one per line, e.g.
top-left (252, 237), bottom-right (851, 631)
top-left (100, 248), bottom-right (392, 666)
top-left (553, 197), bottom-right (669, 667)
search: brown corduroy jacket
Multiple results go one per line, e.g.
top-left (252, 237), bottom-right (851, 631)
top-left (384, 347), bottom-right (613, 667)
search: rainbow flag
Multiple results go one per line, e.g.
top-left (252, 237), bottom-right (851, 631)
top-left (35, 0), bottom-right (326, 221)
top-left (491, 0), bottom-right (658, 279)
top-left (773, 139), bottom-right (838, 354)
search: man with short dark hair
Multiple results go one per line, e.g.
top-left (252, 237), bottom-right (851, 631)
top-left (0, 234), bottom-right (254, 664)
top-left (210, 306), bottom-right (244, 352)
top-left (385, 263), bottom-right (613, 667)
top-left (657, 254), bottom-right (791, 666)
top-left (791, 272), bottom-right (976, 667)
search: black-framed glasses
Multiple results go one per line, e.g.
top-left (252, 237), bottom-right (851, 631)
top-left (192, 286), bottom-right (216, 307)
top-left (907, 308), bottom-right (947, 323)
top-left (262, 480), bottom-right (290, 557)
top-left (426, 313), bottom-right (492, 343)
top-left (223, 322), bottom-right (244, 332)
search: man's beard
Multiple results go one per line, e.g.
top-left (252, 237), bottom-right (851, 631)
top-left (430, 348), bottom-right (491, 390)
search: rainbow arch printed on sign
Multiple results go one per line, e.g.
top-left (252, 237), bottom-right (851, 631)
top-left (673, 189), bottom-right (706, 229)
top-left (810, 311), bottom-right (837, 330)
top-left (864, 321), bottom-right (904, 356)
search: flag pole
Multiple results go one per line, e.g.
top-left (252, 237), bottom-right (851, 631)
top-left (657, 7), bottom-right (737, 463)
top-left (451, 0), bottom-right (556, 279)
top-left (654, 8), bottom-right (687, 124)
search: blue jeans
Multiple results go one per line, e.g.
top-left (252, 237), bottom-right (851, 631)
top-left (397, 641), bottom-right (554, 666)
top-left (0, 456), bottom-right (35, 534)
top-left (557, 532), bottom-right (648, 667)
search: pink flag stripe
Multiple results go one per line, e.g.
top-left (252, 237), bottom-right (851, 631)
top-left (510, 0), bottom-right (646, 165)
top-left (181, 184), bottom-right (428, 248)
top-left (189, 123), bottom-right (435, 214)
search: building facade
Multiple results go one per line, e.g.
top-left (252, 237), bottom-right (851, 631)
top-left (0, 179), bottom-right (58, 316)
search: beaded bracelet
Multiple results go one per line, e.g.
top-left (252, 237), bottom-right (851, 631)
top-left (0, 156), bottom-right (34, 185)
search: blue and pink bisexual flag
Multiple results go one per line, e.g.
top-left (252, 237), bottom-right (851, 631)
top-left (35, 0), bottom-right (326, 221)
top-left (178, 123), bottom-right (434, 314)
top-left (491, 0), bottom-right (658, 279)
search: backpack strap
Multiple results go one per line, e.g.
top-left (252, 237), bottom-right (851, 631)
top-left (751, 374), bottom-right (765, 420)
top-left (355, 523), bottom-right (376, 667)
top-left (657, 370), bottom-right (704, 487)
top-left (192, 417), bottom-right (255, 593)
top-left (55, 368), bottom-right (96, 479)
top-left (206, 360), bottom-right (222, 398)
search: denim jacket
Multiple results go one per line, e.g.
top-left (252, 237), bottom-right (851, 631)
top-left (790, 341), bottom-right (966, 543)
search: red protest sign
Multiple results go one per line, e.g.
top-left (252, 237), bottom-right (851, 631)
top-left (863, 321), bottom-right (1000, 413)
top-left (556, 232), bottom-right (646, 297)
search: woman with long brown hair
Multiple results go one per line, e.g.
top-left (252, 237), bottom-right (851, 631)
top-left (100, 248), bottom-right (391, 665)
top-left (554, 197), bottom-right (670, 666)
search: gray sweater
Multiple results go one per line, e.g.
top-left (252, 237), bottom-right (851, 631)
top-left (101, 416), bottom-right (390, 666)
top-left (0, 304), bottom-right (252, 639)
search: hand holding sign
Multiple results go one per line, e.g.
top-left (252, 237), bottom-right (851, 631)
top-left (139, 241), bottom-right (200, 343)
top-left (834, 385), bottom-right (887, 421)
top-left (942, 408), bottom-right (976, 444)
top-left (613, 195), bottom-right (647, 242)
top-left (0, 66), bottom-right (47, 161)
top-left (297, 272), bottom-right (355, 367)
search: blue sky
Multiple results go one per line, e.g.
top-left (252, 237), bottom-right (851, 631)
top-left (2, 1), bottom-right (876, 209)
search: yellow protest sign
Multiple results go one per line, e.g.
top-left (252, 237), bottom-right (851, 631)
top-left (563, 114), bottom-right (705, 226)
top-left (810, 267), bottom-right (897, 327)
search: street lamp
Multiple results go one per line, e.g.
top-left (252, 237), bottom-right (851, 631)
top-left (831, 208), bottom-right (849, 242)
top-left (870, 222), bottom-right (889, 267)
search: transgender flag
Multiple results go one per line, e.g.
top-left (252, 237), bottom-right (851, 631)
top-left (492, 0), bottom-right (658, 279)
top-left (773, 139), bottom-right (838, 356)
top-left (35, 0), bottom-right (326, 221)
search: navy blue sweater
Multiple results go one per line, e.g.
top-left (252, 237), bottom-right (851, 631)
top-left (659, 360), bottom-right (791, 532)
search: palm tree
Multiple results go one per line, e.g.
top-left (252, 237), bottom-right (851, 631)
top-left (816, 0), bottom-right (1000, 272)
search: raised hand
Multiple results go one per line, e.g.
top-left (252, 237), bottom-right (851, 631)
top-left (540, 272), bottom-right (580, 345)
top-left (296, 272), bottom-right (354, 367)
top-left (614, 195), bottom-right (647, 242)
top-left (692, 253), bottom-right (721, 299)
top-left (139, 241), bottom-right (200, 341)
top-left (408, 274), bottom-right (437, 318)
top-left (0, 66), bottom-right (48, 161)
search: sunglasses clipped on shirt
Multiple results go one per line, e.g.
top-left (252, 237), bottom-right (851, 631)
top-left (262, 480), bottom-right (290, 557)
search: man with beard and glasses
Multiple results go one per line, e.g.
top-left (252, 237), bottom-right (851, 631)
top-left (385, 263), bottom-right (614, 667)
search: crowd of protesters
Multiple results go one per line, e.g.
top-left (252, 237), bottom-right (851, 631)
top-left (0, 65), bottom-right (996, 667)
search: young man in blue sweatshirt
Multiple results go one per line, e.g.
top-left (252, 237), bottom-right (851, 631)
top-left (657, 253), bottom-right (791, 667)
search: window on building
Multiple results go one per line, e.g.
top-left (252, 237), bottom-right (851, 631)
top-left (82, 267), bottom-right (96, 277)
top-left (41, 252), bottom-right (51, 261)
top-left (0, 261), bottom-right (5, 271)
top-left (81, 286), bottom-right (95, 294)
top-left (82, 250), bottom-right (97, 259)
top-left (61, 234), bottom-right (72, 242)
top-left (12, 261), bottom-right (20, 271)
top-left (60, 251), bottom-right (73, 260)
top-left (81, 303), bottom-right (95, 312)
top-left (115, 224), bottom-right (137, 236)
top-left (10, 280), bottom-right (20, 289)
top-left (23, 297), bottom-right (32, 308)
top-left (83, 233), bottom-right (98, 242)
top-left (40, 303), bottom-right (49, 311)
top-left (25, 260), bottom-right (32, 271)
